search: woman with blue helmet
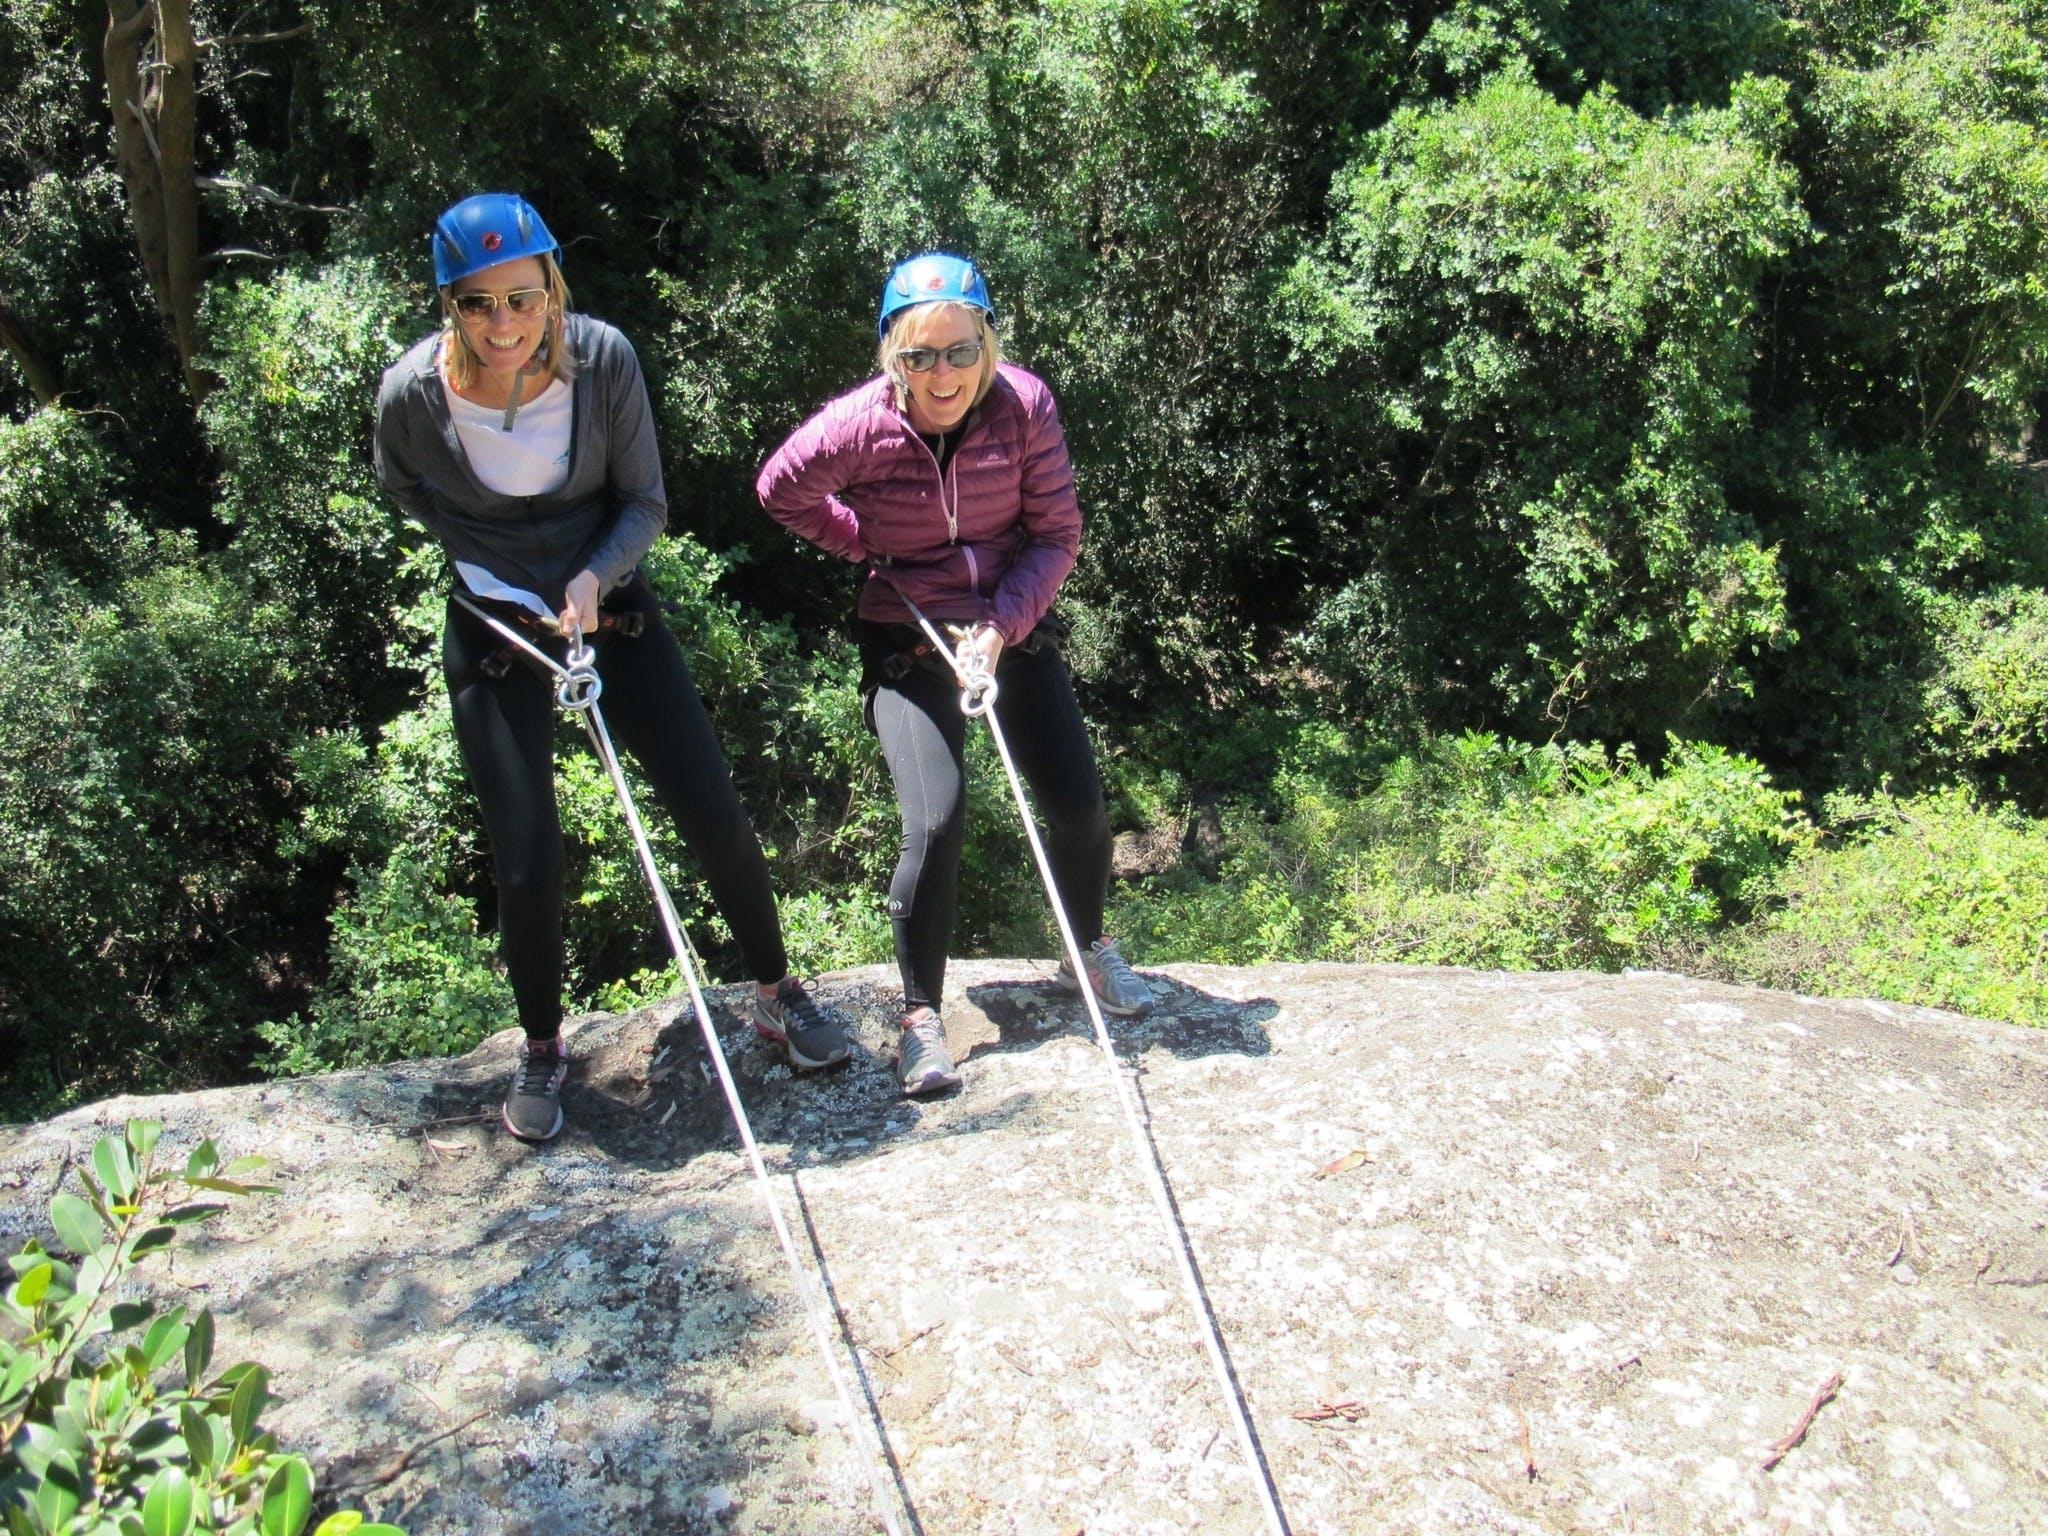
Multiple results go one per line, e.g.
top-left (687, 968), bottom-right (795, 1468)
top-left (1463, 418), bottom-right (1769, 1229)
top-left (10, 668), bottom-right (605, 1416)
top-left (373, 193), bottom-right (851, 1141)
top-left (758, 253), bottom-right (1152, 1097)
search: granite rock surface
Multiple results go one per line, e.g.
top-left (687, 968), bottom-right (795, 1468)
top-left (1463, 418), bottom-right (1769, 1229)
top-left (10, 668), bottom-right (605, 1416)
top-left (2, 961), bottom-right (2044, 1535)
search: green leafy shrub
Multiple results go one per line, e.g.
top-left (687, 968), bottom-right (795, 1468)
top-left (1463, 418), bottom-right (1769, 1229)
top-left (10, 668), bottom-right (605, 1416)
top-left (1800, 1), bottom-right (2048, 447)
top-left (1710, 786), bottom-right (2048, 1026)
top-left (0, 1119), bottom-right (403, 1536)
top-left (200, 260), bottom-right (424, 723)
top-left (1924, 585), bottom-right (2048, 783)
top-left (256, 855), bottom-right (508, 1075)
top-left (1113, 726), bottom-right (1809, 971)
top-left (1736, 1), bottom-right (2048, 792)
top-left (0, 410), bottom-right (148, 595)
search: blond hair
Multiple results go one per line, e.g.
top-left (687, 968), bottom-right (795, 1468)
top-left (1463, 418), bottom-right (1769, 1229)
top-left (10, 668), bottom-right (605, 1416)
top-left (438, 251), bottom-right (578, 393)
top-left (878, 301), bottom-right (1000, 416)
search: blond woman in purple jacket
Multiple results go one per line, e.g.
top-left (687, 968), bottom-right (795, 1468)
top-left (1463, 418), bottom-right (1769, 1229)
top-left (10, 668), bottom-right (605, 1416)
top-left (758, 254), bottom-right (1152, 1095)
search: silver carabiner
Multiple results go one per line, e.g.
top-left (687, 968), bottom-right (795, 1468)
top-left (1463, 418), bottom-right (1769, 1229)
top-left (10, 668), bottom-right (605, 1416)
top-left (555, 632), bottom-right (602, 712)
top-left (953, 630), bottom-right (998, 717)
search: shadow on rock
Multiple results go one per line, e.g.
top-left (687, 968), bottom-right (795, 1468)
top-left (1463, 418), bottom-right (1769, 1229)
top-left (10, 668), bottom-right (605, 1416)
top-left (960, 971), bottom-right (1279, 1063)
top-left (568, 980), bottom-right (1043, 1178)
top-left (233, 1171), bottom-right (804, 1533)
top-left (302, 963), bottom-right (1265, 1186)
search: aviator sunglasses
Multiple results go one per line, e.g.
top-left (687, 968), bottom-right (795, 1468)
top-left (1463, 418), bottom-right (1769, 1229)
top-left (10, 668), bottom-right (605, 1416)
top-left (895, 340), bottom-right (984, 373)
top-left (451, 288), bottom-right (551, 321)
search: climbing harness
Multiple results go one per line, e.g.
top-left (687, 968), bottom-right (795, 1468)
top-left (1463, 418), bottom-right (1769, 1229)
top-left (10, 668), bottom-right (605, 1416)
top-left (472, 602), bottom-right (643, 680)
top-left (874, 578), bottom-right (1293, 1536)
top-left (450, 589), bottom-right (908, 1536)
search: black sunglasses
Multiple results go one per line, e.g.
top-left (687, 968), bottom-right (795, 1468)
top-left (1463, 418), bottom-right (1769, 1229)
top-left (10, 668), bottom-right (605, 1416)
top-left (895, 340), bottom-right (984, 374)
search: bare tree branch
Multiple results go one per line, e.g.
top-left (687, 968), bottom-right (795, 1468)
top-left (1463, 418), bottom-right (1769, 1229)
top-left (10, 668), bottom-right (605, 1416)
top-left (196, 175), bottom-right (347, 216)
top-left (104, 6), bottom-right (171, 311)
top-left (203, 247), bottom-right (283, 270)
top-left (196, 21), bottom-right (314, 50)
top-left (105, 0), bottom-right (151, 50)
top-left (127, 98), bottom-right (162, 163)
top-left (155, 0), bottom-right (208, 401)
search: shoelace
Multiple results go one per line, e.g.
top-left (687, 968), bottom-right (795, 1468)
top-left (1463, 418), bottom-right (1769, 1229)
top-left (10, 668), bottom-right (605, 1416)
top-left (777, 983), bottom-right (830, 1037)
top-left (1092, 942), bottom-right (1139, 989)
top-left (515, 1047), bottom-right (565, 1094)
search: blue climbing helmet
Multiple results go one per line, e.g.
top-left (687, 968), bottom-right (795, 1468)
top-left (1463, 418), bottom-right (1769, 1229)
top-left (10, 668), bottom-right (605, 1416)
top-left (431, 193), bottom-right (559, 288)
top-left (877, 253), bottom-right (995, 339)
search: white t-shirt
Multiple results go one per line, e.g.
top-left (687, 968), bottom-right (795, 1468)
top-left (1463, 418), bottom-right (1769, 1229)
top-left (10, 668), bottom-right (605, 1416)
top-left (442, 375), bottom-right (573, 496)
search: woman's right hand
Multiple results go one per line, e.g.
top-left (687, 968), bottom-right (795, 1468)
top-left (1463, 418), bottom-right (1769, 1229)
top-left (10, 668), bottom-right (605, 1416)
top-left (957, 623), bottom-right (1005, 680)
top-left (558, 569), bottom-right (601, 639)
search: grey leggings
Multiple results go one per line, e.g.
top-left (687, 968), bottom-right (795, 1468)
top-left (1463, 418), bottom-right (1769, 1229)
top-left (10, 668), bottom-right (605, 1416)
top-left (863, 631), bottom-right (1111, 1013)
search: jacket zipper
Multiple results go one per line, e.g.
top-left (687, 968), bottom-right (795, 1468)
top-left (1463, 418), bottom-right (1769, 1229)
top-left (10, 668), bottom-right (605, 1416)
top-left (909, 428), bottom-right (962, 543)
top-left (904, 409), bottom-right (984, 606)
top-left (944, 452), bottom-right (961, 543)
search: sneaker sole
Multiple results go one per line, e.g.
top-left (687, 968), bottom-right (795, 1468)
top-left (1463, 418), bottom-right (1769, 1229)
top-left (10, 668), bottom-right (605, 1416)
top-left (502, 1103), bottom-right (564, 1143)
top-left (1055, 974), bottom-right (1153, 1018)
top-left (900, 1069), bottom-right (962, 1098)
top-left (752, 1019), bottom-right (851, 1072)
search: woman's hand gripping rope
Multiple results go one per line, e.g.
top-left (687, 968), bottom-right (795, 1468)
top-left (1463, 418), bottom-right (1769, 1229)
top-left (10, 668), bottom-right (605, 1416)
top-left (949, 622), bottom-right (1002, 716)
top-left (551, 570), bottom-right (604, 711)
top-left (558, 568), bottom-right (602, 641)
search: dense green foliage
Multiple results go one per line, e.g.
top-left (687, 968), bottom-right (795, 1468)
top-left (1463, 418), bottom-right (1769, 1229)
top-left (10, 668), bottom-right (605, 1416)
top-left (0, 1120), bottom-right (404, 1534)
top-left (2, 0), bottom-right (2046, 1114)
top-left (1114, 727), bottom-right (1809, 969)
top-left (1708, 786), bottom-right (2048, 1026)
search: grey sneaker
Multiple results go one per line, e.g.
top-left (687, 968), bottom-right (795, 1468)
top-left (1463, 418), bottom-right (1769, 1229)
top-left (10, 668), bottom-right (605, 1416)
top-left (897, 1010), bottom-right (961, 1097)
top-left (1056, 937), bottom-right (1153, 1017)
top-left (503, 1036), bottom-right (568, 1142)
top-left (750, 979), bottom-right (853, 1071)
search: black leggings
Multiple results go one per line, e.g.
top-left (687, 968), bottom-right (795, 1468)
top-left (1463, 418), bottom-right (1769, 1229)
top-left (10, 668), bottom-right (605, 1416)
top-left (444, 578), bottom-right (787, 1039)
top-left (864, 633), bottom-right (1110, 1013)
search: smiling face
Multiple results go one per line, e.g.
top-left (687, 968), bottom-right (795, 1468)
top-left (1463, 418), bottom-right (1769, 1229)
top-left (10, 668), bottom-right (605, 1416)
top-left (890, 302), bottom-right (991, 435)
top-left (448, 255), bottom-right (552, 383)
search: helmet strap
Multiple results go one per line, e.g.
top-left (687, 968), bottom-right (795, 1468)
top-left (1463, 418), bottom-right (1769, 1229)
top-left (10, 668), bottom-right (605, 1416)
top-left (498, 365), bottom-right (527, 432)
top-left (498, 339), bottom-right (554, 431)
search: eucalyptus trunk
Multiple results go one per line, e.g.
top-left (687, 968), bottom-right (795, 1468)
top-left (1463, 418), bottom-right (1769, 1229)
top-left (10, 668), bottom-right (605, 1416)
top-left (102, 0), bottom-right (210, 403)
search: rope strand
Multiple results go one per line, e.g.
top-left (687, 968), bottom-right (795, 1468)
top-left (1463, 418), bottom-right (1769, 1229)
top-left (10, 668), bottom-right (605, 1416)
top-left (884, 585), bottom-right (1291, 1536)
top-left (452, 591), bottom-right (908, 1536)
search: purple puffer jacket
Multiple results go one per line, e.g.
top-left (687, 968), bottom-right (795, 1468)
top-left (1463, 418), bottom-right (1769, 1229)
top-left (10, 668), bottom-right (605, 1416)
top-left (755, 362), bottom-right (1081, 645)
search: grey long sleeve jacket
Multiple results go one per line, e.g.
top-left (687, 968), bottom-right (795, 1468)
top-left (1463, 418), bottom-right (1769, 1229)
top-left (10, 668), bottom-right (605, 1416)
top-left (373, 313), bottom-right (666, 607)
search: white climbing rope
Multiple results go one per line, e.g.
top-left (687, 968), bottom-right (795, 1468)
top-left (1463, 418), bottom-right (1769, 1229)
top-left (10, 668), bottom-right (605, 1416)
top-left (883, 587), bottom-right (1291, 1536)
top-left (451, 591), bottom-right (907, 1536)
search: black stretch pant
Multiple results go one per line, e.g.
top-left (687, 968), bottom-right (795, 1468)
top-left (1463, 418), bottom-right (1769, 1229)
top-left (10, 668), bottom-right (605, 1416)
top-left (444, 578), bottom-right (787, 1039)
top-left (864, 634), bottom-right (1111, 1014)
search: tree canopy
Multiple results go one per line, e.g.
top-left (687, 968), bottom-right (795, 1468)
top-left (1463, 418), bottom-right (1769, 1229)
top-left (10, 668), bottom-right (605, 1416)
top-left (2, 0), bottom-right (2043, 1114)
